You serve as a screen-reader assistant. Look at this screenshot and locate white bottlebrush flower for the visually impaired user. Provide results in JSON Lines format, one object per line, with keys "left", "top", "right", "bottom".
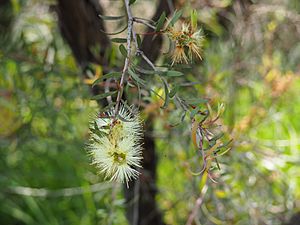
{"left": 88, "top": 104, "right": 143, "bottom": 187}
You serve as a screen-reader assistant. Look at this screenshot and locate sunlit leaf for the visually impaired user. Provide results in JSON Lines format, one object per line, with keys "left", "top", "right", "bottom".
{"left": 191, "top": 10, "right": 198, "bottom": 30}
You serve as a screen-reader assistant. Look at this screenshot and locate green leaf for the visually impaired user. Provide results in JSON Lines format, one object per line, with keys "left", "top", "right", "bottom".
{"left": 169, "top": 85, "right": 178, "bottom": 98}
{"left": 128, "top": 69, "right": 146, "bottom": 86}
{"left": 100, "top": 25, "right": 127, "bottom": 35}
{"left": 100, "top": 102, "right": 116, "bottom": 112}
{"left": 190, "top": 106, "right": 200, "bottom": 119}
{"left": 111, "top": 38, "right": 127, "bottom": 43}
{"left": 129, "top": 0, "right": 137, "bottom": 5}
{"left": 161, "top": 80, "right": 169, "bottom": 109}
{"left": 119, "top": 44, "right": 127, "bottom": 57}
{"left": 91, "top": 91, "right": 117, "bottom": 100}
{"left": 191, "top": 10, "right": 198, "bottom": 30}
{"left": 184, "top": 98, "right": 208, "bottom": 105}
{"left": 180, "top": 110, "right": 187, "bottom": 122}
{"left": 92, "top": 72, "right": 122, "bottom": 87}
{"left": 135, "top": 66, "right": 157, "bottom": 75}
{"left": 136, "top": 34, "right": 142, "bottom": 47}
{"left": 98, "top": 14, "right": 125, "bottom": 21}
{"left": 156, "top": 11, "right": 166, "bottom": 31}
{"left": 169, "top": 9, "right": 183, "bottom": 26}
{"left": 210, "top": 132, "right": 224, "bottom": 142}
{"left": 165, "top": 70, "right": 184, "bottom": 77}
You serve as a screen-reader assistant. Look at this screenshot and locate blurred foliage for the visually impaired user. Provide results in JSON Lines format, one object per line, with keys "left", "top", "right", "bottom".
{"left": 0, "top": 0, "right": 300, "bottom": 225}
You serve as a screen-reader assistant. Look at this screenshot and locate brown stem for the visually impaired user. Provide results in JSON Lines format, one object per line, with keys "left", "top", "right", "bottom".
{"left": 114, "top": 0, "right": 133, "bottom": 118}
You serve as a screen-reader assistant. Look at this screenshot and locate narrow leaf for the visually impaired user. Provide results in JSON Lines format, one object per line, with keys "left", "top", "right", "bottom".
{"left": 169, "top": 85, "right": 178, "bottom": 98}
{"left": 190, "top": 106, "right": 200, "bottom": 119}
{"left": 169, "top": 9, "right": 183, "bottom": 26}
{"left": 92, "top": 72, "right": 122, "bottom": 87}
{"left": 91, "top": 91, "right": 117, "bottom": 100}
{"left": 184, "top": 98, "right": 208, "bottom": 105}
{"left": 100, "top": 25, "right": 127, "bottom": 35}
{"left": 135, "top": 66, "right": 157, "bottom": 75}
{"left": 136, "top": 34, "right": 142, "bottom": 47}
{"left": 128, "top": 69, "right": 146, "bottom": 86}
{"left": 161, "top": 80, "right": 169, "bottom": 109}
{"left": 165, "top": 70, "right": 184, "bottom": 77}
{"left": 129, "top": 0, "right": 136, "bottom": 5}
{"left": 156, "top": 11, "right": 166, "bottom": 31}
{"left": 119, "top": 44, "right": 127, "bottom": 57}
{"left": 191, "top": 10, "right": 198, "bottom": 30}
{"left": 111, "top": 38, "right": 127, "bottom": 43}
{"left": 98, "top": 14, "right": 125, "bottom": 21}
{"left": 210, "top": 132, "right": 224, "bottom": 142}
{"left": 100, "top": 102, "right": 116, "bottom": 112}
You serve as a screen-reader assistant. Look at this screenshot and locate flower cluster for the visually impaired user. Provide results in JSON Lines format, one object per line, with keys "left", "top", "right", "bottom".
{"left": 167, "top": 22, "right": 204, "bottom": 65}
{"left": 88, "top": 104, "right": 143, "bottom": 187}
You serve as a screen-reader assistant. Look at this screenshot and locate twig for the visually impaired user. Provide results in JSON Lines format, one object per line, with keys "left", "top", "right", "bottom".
{"left": 133, "top": 16, "right": 155, "bottom": 24}
{"left": 118, "top": 0, "right": 190, "bottom": 115}
{"left": 114, "top": 0, "right": 134, "bottom": 118}
{"left": 185, "top": 184, "right": 208, "bottom": 225}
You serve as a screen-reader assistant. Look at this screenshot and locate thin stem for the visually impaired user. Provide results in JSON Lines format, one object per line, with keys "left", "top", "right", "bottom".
{"left": 116, "top": 0, "right": 188, "bottom": 116}
{"left": 133, "top": 17, "right": 156, "bottom": 30}
{"left": 185, "top": 184, "right": 208, "bottom": 225}
{"left": 133, "top": 16, "right": 155, "bottom": 23}
{"left": 114, "top": 0, "right": 134, "bottom": 118}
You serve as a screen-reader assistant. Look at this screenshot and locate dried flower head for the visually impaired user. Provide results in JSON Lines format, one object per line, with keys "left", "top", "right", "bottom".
{"left": 88, "top": 104, "right": 143, "bottom": 187}
{"left": 172, "top": 45, "right": 188, "bottom": 65}
{"left": 167, "top": 22, "right": 204, "bottom": 65}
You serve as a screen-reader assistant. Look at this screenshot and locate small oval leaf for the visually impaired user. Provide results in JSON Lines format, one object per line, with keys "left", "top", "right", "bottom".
{"left": 111, "top": 38, "right": 127, "bottom": 43}
{"left": 165, "top": 70, "right": 184, "bottom": 77}
{"left": 119, "top": 44, "right": 127, "bottom": 57}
